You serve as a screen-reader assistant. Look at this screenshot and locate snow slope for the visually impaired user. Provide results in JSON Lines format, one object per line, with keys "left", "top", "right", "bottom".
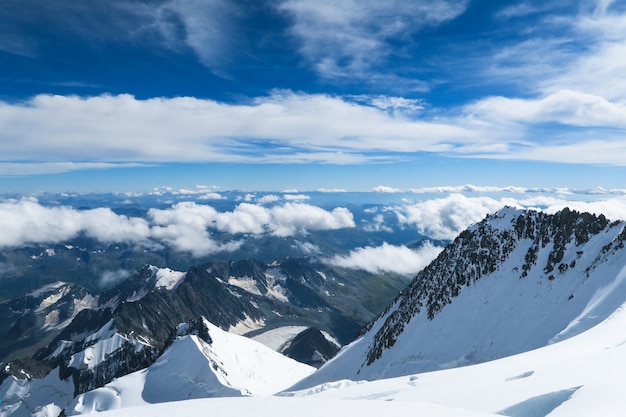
{"left": 77, "top": 295, "right": 626, "bottom": 417}
{"left": 284, "top": 295, "right": 626, "bottom": 416}
{"left": 0, "top": 368, "right": 73, "bottom": 417}
{"left": 292, "top": 207, "right": 626, "bottom": 387}
{"left": 68, "top": 319, "right": 314, "bottom": 415}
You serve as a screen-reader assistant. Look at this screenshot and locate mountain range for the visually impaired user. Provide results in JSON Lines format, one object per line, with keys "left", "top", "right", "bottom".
{"left": 2, "top": 206, "right": 626, "bottom": 416}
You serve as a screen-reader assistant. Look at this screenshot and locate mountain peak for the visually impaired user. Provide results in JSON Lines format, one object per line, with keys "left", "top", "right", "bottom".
{"left": 292, "top": 207, "right": 626, "bottom": 388}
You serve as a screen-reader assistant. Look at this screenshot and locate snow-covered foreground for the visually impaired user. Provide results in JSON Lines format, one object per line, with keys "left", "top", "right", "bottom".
{"left": 67, "top": 320, "right": 314, "bottom": 415}
{"left": 0, "top": 320, "right": 314, "bottom": 417}
{"left": 81, "top": 296, "right": 626, "bottom": 417}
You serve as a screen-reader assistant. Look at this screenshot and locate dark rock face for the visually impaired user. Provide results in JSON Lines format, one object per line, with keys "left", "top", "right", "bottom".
{"left": 0, "top": 282, "right": 93, "bottom": 362}
{"left": 282, "top": 327, "right": 340, "bottom": 368}
{"left": 363, "top": 207, "right": 624, "bottom": 366}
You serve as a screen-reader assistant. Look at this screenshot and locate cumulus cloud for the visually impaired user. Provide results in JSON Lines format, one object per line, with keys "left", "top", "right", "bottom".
{"left": 267, "top": 203, "right": 355, "bottom": 236}
{"left": 0, "top": 198, "right": 150, "bottom": 247}
{"left": 393, "top": 194, "right": 510, "bottom": 240}
{"left": 362, "top": 214, "right": 393, "bottom": 233}
{"left": 389, "top": 193, "right": 626, "bottom": 242}
{"left": 373, "top": 185, "right": 402, "bottom": 193}
{"left": 410, "top": 185, "right": 529, "bottom": 194}
{"left": 317, "top": 188, "right": 348, "bottom": 193}
{"left": 148, "top": 201, "right": 354, "bottom": 253}
{"left": 283, "top": 194, "right": 310, "bottom": 201}
{"left": 326, "top": 242, "right": 444, "bottom": 275}
{"left": 257, "top": 195, "right": 281, "bottom": 204}
{"left": 197, "top": 192, "right": 224, "bottom": 200}
{"left": 0, "top": 199, "right": 355, "bottom": 257}
{"left": 515, "top": 196, "right": 626, "bottom": 222}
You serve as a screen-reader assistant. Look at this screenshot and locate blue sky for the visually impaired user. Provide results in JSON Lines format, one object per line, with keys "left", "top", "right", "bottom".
{"left": 1, "top": 0, "right": 626, "bottom": 193}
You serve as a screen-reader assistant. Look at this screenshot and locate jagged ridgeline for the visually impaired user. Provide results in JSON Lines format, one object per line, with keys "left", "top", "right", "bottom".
{"left": 290, "top": 206, "right": 626, "bottom": 390}
{"left": 365, "top": 206, "right": 625, "bottom": 366}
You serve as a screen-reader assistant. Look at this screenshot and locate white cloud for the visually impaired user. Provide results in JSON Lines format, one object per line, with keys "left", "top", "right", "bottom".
{"left": 0, "top": 162, "right": 150, "bottom": 176}
{"left": 148, "top": 201, "right": 355, "bottom": 250}
{"left": 0, "top": 92, "right": 480, "bottom": 174}
{"left": 393, "top": 194, "right": 508, "bottom": 240}
{"left": 467, "top": 89, "right": 626, "bottom": 128}
{"left": 390, "top": 193, "right": 626, "bottom": 242}
{"left": 197, "top": 192, "right": 224, "bottom": 200}
{"left": 283, "top": 194, "right": 310, "bottom": 201}
{"left": 149, "top": 0, "right": 240, "bottom": 77}
{"left": 278, "top": 0, "right": 469, "bottom": 81}
{"left": 350, "top": 95, "right": 425, "bottom": 114}
{"left": 317, "top": 188, "right": 348, "bottom": 193}
{"left": 258, "top": 195, "right": 282, "bottom": 204}
{"left": 266, "top": 203, "right": 355, "bottom": 236}
{"left": 326, "top": 242, "right": 444, "bottom": 275}
{"left": 100, "top": 270, "right": 132, "bottom": 287}
{"left": 515, "top": 196, "right": 626, "bottom": 222}
{"left": 373, "top": 185, "right": 402, "bottom": 193}
{"left": 363, "top": 214, "right": 393, "bottom": 233}
{"left": 295, "top": 241, "right": 321, "bottom": 255}
{"left": 494, "top": 2, "right": 542, "bottom": 21}
{"left": 410, "top": 185, "right": 529, "bottom": 194}
{"left": 0, "top": 198, "right": 150, "bottom": 247}
{"left": 0, "top": 199, "right": 355, "bottom": 256}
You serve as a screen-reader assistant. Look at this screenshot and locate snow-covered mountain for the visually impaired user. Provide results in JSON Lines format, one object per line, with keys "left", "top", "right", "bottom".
{"left": 281, "top": 293, "right": 626, "bottom": 416}
{"left": 292, "top": 206, "right": 626, "bottom": 388}
{"left": 0, "top": 281, "right": 97, "bottom": 364}
{"left": 66, "top": 319, "right": 314, "bottom": 415}
{"left": 5, "top": 206, "right": 626, "bottom": 417}
{"left": 54, "top": 297, "right": 626, "bottom": 416}
{"left": 0, "top": 317, "right": 313, "bottom": 417}
{"left": 0, "top": 255, "right": 404, "bottom": 416}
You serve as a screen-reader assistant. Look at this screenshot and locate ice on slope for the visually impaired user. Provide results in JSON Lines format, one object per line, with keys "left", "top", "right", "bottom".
{"left": 69, "top": 319, "right": 314, "bottom": 415}
{"left": 0, "top": 369, "right": 73, "bottom": 417}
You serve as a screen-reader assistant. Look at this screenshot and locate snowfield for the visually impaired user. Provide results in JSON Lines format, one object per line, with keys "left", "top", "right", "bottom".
{"left": 4, "top": 208, "right": 626, "bottom": 417}
{"left": 66, "top": 320, "right": 314, "bottom": 415}
{"left": 77, "top": 297, "right": 626, "bottom": 416}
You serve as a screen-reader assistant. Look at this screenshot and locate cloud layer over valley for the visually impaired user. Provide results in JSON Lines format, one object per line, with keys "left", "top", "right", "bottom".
{"left": 2, "top": 189, "right": 626, "bottom": 275}
{"left": 0, "top": 198, "right": 354, "bottom": 256}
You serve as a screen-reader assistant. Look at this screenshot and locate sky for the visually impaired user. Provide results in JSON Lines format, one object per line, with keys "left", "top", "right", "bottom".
{"left": 1, "top": 0, "right": 626, "bottom": 193}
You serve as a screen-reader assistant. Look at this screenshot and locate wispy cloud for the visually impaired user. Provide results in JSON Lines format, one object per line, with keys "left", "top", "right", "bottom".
{"left": 0, "top": 162, "right": 151, "bottom": 177}
{"left": 278, "top": 0, "right": 469, "bottom": 83}
{"left": 149, "top": 0, "right": 241, "bottom": 77}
